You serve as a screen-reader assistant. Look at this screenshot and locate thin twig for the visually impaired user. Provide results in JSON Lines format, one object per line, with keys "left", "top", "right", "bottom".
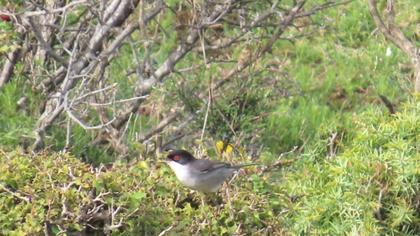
{"left": 0, "top": 183, "right": 31, "bottom": 203}
{"left": 158, "top": 225, "right": 174, "bottom": 236}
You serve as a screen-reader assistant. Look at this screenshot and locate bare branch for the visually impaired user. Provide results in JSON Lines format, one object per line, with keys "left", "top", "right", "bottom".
{"left": 0, "top": 183, "right": 31, "bottom": 203}
{"left": 32, "top": 0, "right": 142, "bottom": 150}
{"left": 367, "top": 0, "right": 420, "bottom": 92}
{"left": 137, "top": 1, "right": 307, "bottom": 144}
{"left": 22, "top": 0, "right": 89, "bottom": 17}
{"left": 6, "top": 0, "right": 346, "bottom": 153}
{"left": 0, "top": 48, "right": 21, "bottom": 88}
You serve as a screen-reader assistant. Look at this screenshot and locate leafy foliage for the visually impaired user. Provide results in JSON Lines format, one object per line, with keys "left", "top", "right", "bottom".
{"left": 279, "top": 100, "right": 420, "bottom": 234}
{"left": 0, "top": 100, "right": 418, "bottom": 234}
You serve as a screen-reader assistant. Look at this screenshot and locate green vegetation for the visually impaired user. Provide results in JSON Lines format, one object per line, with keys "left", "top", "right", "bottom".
{"left": 1, "top": 100, "right": 418, "bottom": 235}
{"left": 279, "top": 101, "right": 419, "bottom": 234}
{"left": 0, "top": 0, "right": 419, "bottom": 234}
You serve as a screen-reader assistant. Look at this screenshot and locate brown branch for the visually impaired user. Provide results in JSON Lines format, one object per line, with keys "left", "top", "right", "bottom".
{"left": 212, "top": 0, "right": 306, "bottom": 93}
{"left": 0, "top": 183, "right": 31, "bottom": 203}
{"left": 367, "top": 0, "right": 420, "bottom": 92}
{"left": 110, "top": 1, "right": 238, "bottom": 131}
{"left": 22, "top": 0, "right": 89, "bottom": 17}
{"left": 0, "top": 12, "right": 27, "bottom": 88}
{"left": 31, "top": 0, "right": 142, "bottom": 151}
{"left": 24, "top": 0, "right": 346, "bottom": 154}
{"left": 26, "top": 16, "right": 68, "bottom": 66}
{"left": 0, "top": 48, "right": 21, "bottom": 88}
{"left": 296, "top": 0, "right": 353, "bottom": 18}
{"left": 378, "top": 94, "right": 396, "bottom": 114}
{"left": 137, "top": 1, "right": 307, "bottom": 144}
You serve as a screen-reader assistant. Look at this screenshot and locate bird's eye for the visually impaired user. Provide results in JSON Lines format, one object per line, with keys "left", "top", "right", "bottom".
{"left": 173, "top": 155, "right": 181, "bottom": 161}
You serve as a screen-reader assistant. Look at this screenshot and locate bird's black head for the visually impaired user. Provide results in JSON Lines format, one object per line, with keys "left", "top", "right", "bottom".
{"left": 166, "top": 150, "right": 196, "bottom": 165}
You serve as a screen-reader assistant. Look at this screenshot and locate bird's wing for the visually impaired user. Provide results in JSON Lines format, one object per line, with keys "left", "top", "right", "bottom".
{"left": 192, "top": 159, "right": 231, "bottom": 173}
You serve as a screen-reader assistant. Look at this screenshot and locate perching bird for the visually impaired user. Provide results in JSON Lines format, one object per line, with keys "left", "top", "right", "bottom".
{"left": 165, "top": 150, "right": 255, "bottom": 193}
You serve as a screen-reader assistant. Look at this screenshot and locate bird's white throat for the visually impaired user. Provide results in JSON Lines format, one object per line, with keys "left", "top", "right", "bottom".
{"left": 167, "top": 161, "right": 195, "bottom": 187}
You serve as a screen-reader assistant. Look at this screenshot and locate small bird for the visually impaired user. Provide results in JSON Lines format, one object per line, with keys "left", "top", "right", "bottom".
{"left": 165, "top": 150, "right": 255, "bottom": 193}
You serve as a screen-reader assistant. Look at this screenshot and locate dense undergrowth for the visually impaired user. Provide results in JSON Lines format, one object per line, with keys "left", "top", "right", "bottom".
{"left": 0, "top": 100, "right": 418, "bottom": 234}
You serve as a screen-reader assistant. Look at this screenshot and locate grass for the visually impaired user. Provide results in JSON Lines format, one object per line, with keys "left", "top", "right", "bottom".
{"left": 263, "top": 0, "right": 414, "bottom": 153}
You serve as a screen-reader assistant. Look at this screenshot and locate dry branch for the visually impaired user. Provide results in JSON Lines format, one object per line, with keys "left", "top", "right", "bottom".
{"left": 0, "top": 182, "right": 31, "bottom": 203}
{"left": 0, "top": 0, "right": 348, "bottom": 155}
{"left": 368, "top": 0, "right": 420, "bottom": 92}
{"left": 0, "top": 48, "right": 21, "bottom": 88}
{"left": 136, "top": 0, "right": 342, "bottom": 146}
{"left": 31, "top": 0, "right": 142, "bottom": 151}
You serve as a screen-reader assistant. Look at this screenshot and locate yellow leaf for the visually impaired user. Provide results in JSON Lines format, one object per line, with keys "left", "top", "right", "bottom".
{"left": 138, "top": 161, "right": 149, "bottom": 170}
{"left": 215, "top": 140, "right": 234, "bottom": 155}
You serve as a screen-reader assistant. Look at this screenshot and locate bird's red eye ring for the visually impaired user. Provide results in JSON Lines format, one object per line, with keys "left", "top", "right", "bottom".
{"left": 173, "top": 155, "right": 181, "bottom": 161}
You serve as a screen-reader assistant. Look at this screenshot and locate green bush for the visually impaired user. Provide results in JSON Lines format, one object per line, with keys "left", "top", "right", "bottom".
{"left": 0, "top": 151, "right": 284, "bottom": 235}
{"left": 279, "top": 100, "right": 420, "bottom": 234}
{"left": 0, "top": 151, "right": 168, "bottom": 235}
{"left": 1, "top": 100, "right": 418, "bottom": 234}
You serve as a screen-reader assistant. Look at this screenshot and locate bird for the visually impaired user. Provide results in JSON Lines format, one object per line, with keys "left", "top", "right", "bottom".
{"left": 165, "top": 150, "right": 256, "bottom": 193}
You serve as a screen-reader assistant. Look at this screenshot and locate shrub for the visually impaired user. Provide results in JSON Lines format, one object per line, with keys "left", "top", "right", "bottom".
{"left": 0, "top": 100, "right": 418, "bottom": 234}
{"left": 0, "top": 151, "right": 283, "bottom": 235}
{"left": 279, "top": 100, "right": 420, "bottom": 234}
